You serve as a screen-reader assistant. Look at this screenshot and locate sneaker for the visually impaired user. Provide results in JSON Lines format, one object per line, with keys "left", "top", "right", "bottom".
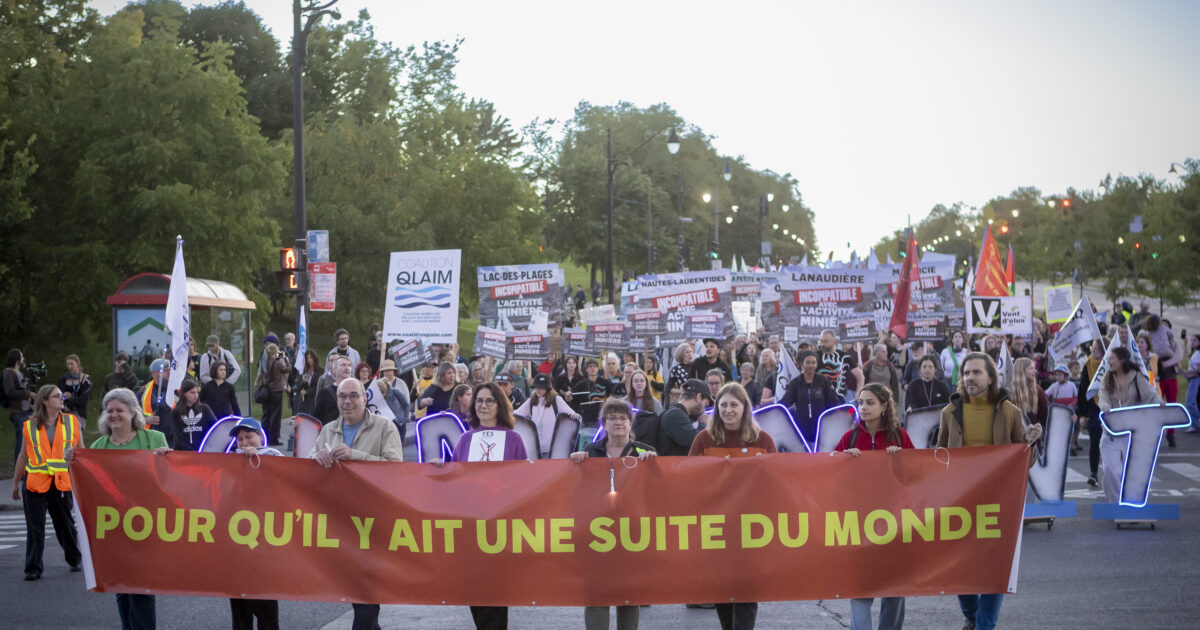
{"left": 69, "top": 564, "right": 82, "bottom": 573}
{"left": 1185, "top": 426, "right": 1198, "bottom": 433}
{"left": 962, "top": 619, "right": 976, "bottom": 630}
{"left": 1087, "top": 475, "right": 1098, "bottom": 487}
{"left": 24, "top": 571, "right": 41, "bottom": 581}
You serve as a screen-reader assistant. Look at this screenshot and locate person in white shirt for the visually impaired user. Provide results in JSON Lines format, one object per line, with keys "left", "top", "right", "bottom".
{"left": 513, "top": 373, "right": 580, "bottom": 457}
{"left": 198, "top": 335, "right": 241, "bottom": 385}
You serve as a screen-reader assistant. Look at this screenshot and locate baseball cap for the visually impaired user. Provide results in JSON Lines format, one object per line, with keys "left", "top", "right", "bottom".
{"left": 532, "top": 373, "right": 551, "bottom": 389}
{"left": 494, "top": 373, "right": 513, "bottom": 384}
{"left": 149, "top": 359, "right": 170, "bottom": 373}
{"left": 228, "top": 417, "right": 265, "bottom": 437}
{"left": 702, "top": 338, "right": 721, "bottom": 347}
{"left": 206, "top": 334, "right": 220, "bottom": 346}
{"left": 682, "top": 378, "right": 713, "bottom": 401}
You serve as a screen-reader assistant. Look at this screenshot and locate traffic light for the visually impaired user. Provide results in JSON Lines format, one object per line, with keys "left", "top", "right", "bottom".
{"left": 1061, "top": 198, "right": 1071, "bottom": 208}
{"left": 1000, "top": 224, "right": 1010, "bottom": 235}
{"left": 277, "top": 247, "right": 304, "bottom": 294}
{"left": 709, "top": 240, "right": 719, "bottom": 260}
{"left": 1134, "top": 241, "right": 1141, "bottom": 250}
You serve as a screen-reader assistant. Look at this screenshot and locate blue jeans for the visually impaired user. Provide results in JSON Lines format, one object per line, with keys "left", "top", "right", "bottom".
{"left": 1185, "top": 377, "right": 1199, "bottom": 429}
{"left": 958, "top": 594, "right": 1003, "bottom": 630}
{"left": 11, "top": 410, "right": 30, "bottom": 460}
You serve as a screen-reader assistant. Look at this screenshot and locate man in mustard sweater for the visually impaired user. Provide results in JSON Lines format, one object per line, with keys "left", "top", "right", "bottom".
{"left": 936, "top": 351, "right": 1042, "bottom": 630}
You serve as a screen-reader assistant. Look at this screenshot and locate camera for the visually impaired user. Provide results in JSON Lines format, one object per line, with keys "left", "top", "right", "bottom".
{"left": 25, "top": 361, "right": 48, "bottom": 386}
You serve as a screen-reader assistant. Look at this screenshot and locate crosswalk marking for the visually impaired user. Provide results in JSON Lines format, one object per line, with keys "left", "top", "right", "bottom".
{"left": 1161, "top": 462, "right": 1200, "bottom": 483}
{"left": 1065, "top": 468, "right": 1088, "bottom": 484}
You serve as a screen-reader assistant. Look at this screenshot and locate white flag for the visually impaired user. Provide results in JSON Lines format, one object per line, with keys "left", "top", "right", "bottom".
{"left": 163, "top": 237, "right": 190, "bottom": 408}
{"left": 996, "top": 341, "right": 1012, "bottom": 389}
{"left": 364, "top": 378, "right": 396, "bottom": 421}
{"left": 1049, "top": 296, "right": 1101, "bottom": 362}
{"left": 1086, "top": 330, "right": 1150, "bottom": 401}
{"left": 773, "top": 344, "right": 800, "bottom": 401}
{"left": 867, "top": 248, "right": 880, "bottom": 269}
{"left": 296, "top": 306, "right": 308, "bottom": 379}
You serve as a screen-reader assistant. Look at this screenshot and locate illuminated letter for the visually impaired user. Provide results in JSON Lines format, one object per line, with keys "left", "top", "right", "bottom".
{"left": 1099, "top": 404, "right": 1192, "bottom": 507}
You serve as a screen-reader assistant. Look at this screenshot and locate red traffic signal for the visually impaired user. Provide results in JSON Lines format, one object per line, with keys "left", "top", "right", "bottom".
{"left": 279, "top": 247, "right": 300, "bottom": 271}
{"left": 1062, "top": 198, "right": 1072, "bottom": 208}
{"left": 1000, "top": 224, "right": 1010, "bottom": 234}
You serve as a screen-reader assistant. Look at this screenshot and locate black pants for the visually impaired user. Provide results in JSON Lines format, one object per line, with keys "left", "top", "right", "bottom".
{"left": 470, "top": 606, "right": 508, "bottom": 630}
{"left": 715, "top": 602, "right": 758, "bottom": 630}
{"left": 116, "top": 593, "right": 156, "bottom": 629}
{"left": 262, "top": 391, "right": 283, "bottom": 444}
{"left": 230, "top": 598, "right": 279, "bottom": 630}
{"left": 1087, "top": 414, "right": 1102, "bottom": 476}
{"left": 351, "top": 603, "right": 381, "bottom": 630}
{"left": 22, "top": 484, "right": 81, "bottom": 575}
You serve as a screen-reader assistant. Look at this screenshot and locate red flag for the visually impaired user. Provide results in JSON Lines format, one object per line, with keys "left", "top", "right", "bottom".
{"left": 890, "top": 230, "right": 919, "bottom": 338}
{"left": 1005, "top": 244, "right": 1015, "bottom": 294}
{"left": 973, "top": 225, "right": 1010, "bottom": 297}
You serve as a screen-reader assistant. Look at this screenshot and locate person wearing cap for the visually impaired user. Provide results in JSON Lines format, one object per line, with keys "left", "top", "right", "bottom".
{"left": 515, "top": 373, "right": 580, "bottom": 457}
{"left": 309, "top": 377, "right": 403, "bottom": 629}
{"left": 1045, "top": 365, "right": 1078, "bottom": 408}
{"left": 688, "top": 338, "right": 733, "bottom": 383}
{"left": 493, "top": 371, "right": 527, "bottom": 408}
{"left": 658, "top": 378, "right": 713, "bottom": 456}
{"left": 138, "top": 358, "right": 176, "bottom": 445}
{"left": 224, "top": 417, "right": 282, "bottom": 628}
{"left": 199, "top": 334, "right": 241, "bottom": 386}
{"left": 375, "top": 359, "right": 412, "bottom": 441}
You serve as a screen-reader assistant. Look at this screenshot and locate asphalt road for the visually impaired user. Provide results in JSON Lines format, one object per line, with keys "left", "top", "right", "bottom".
{"left": 2, "top": 428, "right": 1199, "bottom": 629}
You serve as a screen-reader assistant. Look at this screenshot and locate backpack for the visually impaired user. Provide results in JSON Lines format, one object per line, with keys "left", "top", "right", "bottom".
{"left": 631, "top": 408, "right": 663, "bottom": 452}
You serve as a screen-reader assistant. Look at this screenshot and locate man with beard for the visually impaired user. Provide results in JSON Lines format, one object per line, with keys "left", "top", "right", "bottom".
{"left": 816, "top": 329, "right": 859, "bottom": 402}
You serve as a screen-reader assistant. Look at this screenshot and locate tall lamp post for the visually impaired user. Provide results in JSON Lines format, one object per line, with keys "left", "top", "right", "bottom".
{"left": 605, "top": 126, "right": 680, "bottom": 304}
{"left": 291, "top": 0, "right": 340, "bottom": 325}
{"left": 702, "top": 161, "right": 733, "bottom": 264}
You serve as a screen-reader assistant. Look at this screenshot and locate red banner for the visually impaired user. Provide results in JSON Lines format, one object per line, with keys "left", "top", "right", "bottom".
{"left": 70, "top": 446, "right": 1030, "bottom": 605}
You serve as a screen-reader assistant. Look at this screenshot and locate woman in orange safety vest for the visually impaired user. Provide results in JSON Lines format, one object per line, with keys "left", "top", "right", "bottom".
{"left": 10, "top": 384, "right": 83, "bottom": 581}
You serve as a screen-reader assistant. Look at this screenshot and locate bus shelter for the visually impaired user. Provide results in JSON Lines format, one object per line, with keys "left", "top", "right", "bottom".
{"left": 107, "top": 273, "right": 257, "bottom": 413}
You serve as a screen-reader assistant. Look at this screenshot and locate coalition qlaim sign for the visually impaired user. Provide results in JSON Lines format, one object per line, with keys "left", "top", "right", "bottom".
{"left": 383, "top": 250, "right": 462, "bottom": 345}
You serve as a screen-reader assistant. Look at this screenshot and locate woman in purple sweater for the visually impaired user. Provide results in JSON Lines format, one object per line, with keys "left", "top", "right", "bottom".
{"left": 448, "top": 381, "right": 527, "bottom": 629}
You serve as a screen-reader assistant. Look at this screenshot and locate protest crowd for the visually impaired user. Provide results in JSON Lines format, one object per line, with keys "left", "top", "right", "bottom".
{"left": 6, "top": 250, "right": 1199, "bottom": 630}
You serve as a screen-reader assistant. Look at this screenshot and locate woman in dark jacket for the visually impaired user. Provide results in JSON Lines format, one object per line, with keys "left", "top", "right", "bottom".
{"left": 779, "top": 350, "right": 840, "bottom": 445}
{"left": 200, "top": 361, "right": 241, "bottom": 419}
{"left": 170, "top": 379, "right": 217, "bottom": 451}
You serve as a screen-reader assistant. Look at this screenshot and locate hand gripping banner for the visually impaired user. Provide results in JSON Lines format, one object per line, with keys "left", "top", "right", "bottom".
{"left": 71, "top": 445, "right": 1030, "bottom": 606}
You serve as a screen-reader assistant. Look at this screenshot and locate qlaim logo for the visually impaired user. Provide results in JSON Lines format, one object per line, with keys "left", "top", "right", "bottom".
{"left": 394, "top": 285, "right": 452, "bottom": 309}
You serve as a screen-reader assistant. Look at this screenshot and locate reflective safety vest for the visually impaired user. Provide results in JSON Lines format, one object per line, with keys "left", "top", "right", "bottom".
{"left": 141, "top": 382, "right": 158, "bottom": 416}
{"left": 24, "top": 413, "right": 81, "bottom": 493}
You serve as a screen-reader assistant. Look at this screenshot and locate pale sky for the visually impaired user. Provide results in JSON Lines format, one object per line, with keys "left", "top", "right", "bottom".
{"left": 95, "top": 0, "right": 1200, "bottom": 260}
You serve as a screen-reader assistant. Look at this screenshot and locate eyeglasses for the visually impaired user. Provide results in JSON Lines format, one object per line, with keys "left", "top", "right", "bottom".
{"left": 336, "top": 393, "right": 362, "bottom": 401}
{"left": 475, "top": 398, "right": 497, "bottom": 406}
{"left": 47, "top": 393, "right": 63, "bottom": 400}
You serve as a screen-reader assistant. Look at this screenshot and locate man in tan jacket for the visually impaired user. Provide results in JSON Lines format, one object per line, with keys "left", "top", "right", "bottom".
{"left": 309, "top": 377, "right": 403, "bottom": 630}
{"left": 935, "top": 351, "right": 1041, "bottom": 630}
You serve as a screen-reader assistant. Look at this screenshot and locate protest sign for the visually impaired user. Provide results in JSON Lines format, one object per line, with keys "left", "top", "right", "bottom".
{"left": 628, "top": 308, "right": 668, "bottom": 338}
{"left": 71, "top": 446, "right": 1029, "bottom": 605}
{"left": 636, "top": 270, "right": 733, "bottom": 345}
{"left": 508, "top": 331, "right": 551, "bottom": 362}
{"left": 764, "top": 266, "right": 877, "bottom": 342}
{"left": 685, "top": 312, "right": 725, "bottom": 340}
{"left": 874, "top": 255, "right": 962, "bottom": 340}
{"left": 966, "top": 295, "right": 1034, "bottom": 337}
{"left": 478, "top": 264, "right": 565, "bottom": 331}
{"left": 563, "top": 327, "right": 598, "bottom": 358}
{"left": 1043, "top": 285, "right": 1074, "bottom": 324}
{"left": 473, "top": 325, "right": 508, "bottom": 360}
{"left": 390, "top": 339, "right": 431, "bottom": 373}
{"left": 1048, "top": 296, "right": 1101, "bottom": 362}
{"left": 587, "top": 321, "right": 632, "bottom": 353}
{"left": 383, "top": 250, "right": 462, "bottom": 344}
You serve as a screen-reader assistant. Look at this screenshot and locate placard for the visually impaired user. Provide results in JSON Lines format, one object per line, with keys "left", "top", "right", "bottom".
{"left": 472, "top": 325, "right": 508, "bottom": 360}
{"left": 390, "top": 339, "right": 431, "bottom": 373}
{"left": 508, "top": 331, "right": 551, "bottom": 362}
{"left": 763, "top": 266, "right": 877, "bottom": 343}
{"left": 587, "top": 321, "right": 632, "bottom": 352}
{"left": 1043, "top": 285, "right": 1074, "bottom": 324}
{"left": 563, "top": 327, "right": 598, "bottom": 358}
{"left": 635, "top": 270, "right": 733, "bottom": 345}
{"left": 967, "top": 296, "right": 1034, "bottom": 336}
{"left": 478, "top": 264, "right": 565, "bottom": 331}
{"left": 383, "top": 250, "right": 462, "bottom": 344}
{"left": 685, "top": 312, "right": 725, "bottom": 340}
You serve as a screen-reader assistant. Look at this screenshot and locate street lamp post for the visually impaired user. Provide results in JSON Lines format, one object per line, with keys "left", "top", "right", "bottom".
{"left": 605, "top": 125, "right": 679, "bottom": 304}
{"left": 291, "top": 0, "right": 340, "bottom": 326}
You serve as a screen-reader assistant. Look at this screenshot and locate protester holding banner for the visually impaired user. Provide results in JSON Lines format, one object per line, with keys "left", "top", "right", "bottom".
{"left": 310, "top": 378, "right": 403, "bottom": 628}
{"left": 935, "top": 352, "right": 1041, "bottom": 630}
{"left": 75, "top": 388, "right": 169, "bottom": 627}
{"left": 1075, "top": 339, "right": 1106, "bottom": 487}
{"left": 224, "top": 418, "right": 282, "bottom": 629}
{"left": 622, "top": 369, "right": 664, "bottom": 414}
{"left": 443, "top": 381, "right": 528, "bottom": 630}
{"left": 689, "top": 382, "right": 775, "bottom": 629}
{"left": 833, "top": 382, "right": 911, "bottom": 630}
{"left": 1098, "top": 346, "right": 1162, "bottom": 502}
{"left": 168, "top": 379, "right": 217, "bottom": 451}
{"left": 515, "top": 373, "right": 580, "bottom": 456}
{"left": 566, "top": 398, "right": 655, "bottom": 630}
{"left": 779, "top": 350, "right": 839, "bottom": 444}
{"left": 418, "top": 362, "right": 458, "bottom": 415}
{"left": 1009, "top": 358, "right": 1048, "bottom": 427}
{"left": 666, "top": 342, "right": 694, "bottom": 398}
{"left": 905, "top": 354, "right": 951, "bottom": 412}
